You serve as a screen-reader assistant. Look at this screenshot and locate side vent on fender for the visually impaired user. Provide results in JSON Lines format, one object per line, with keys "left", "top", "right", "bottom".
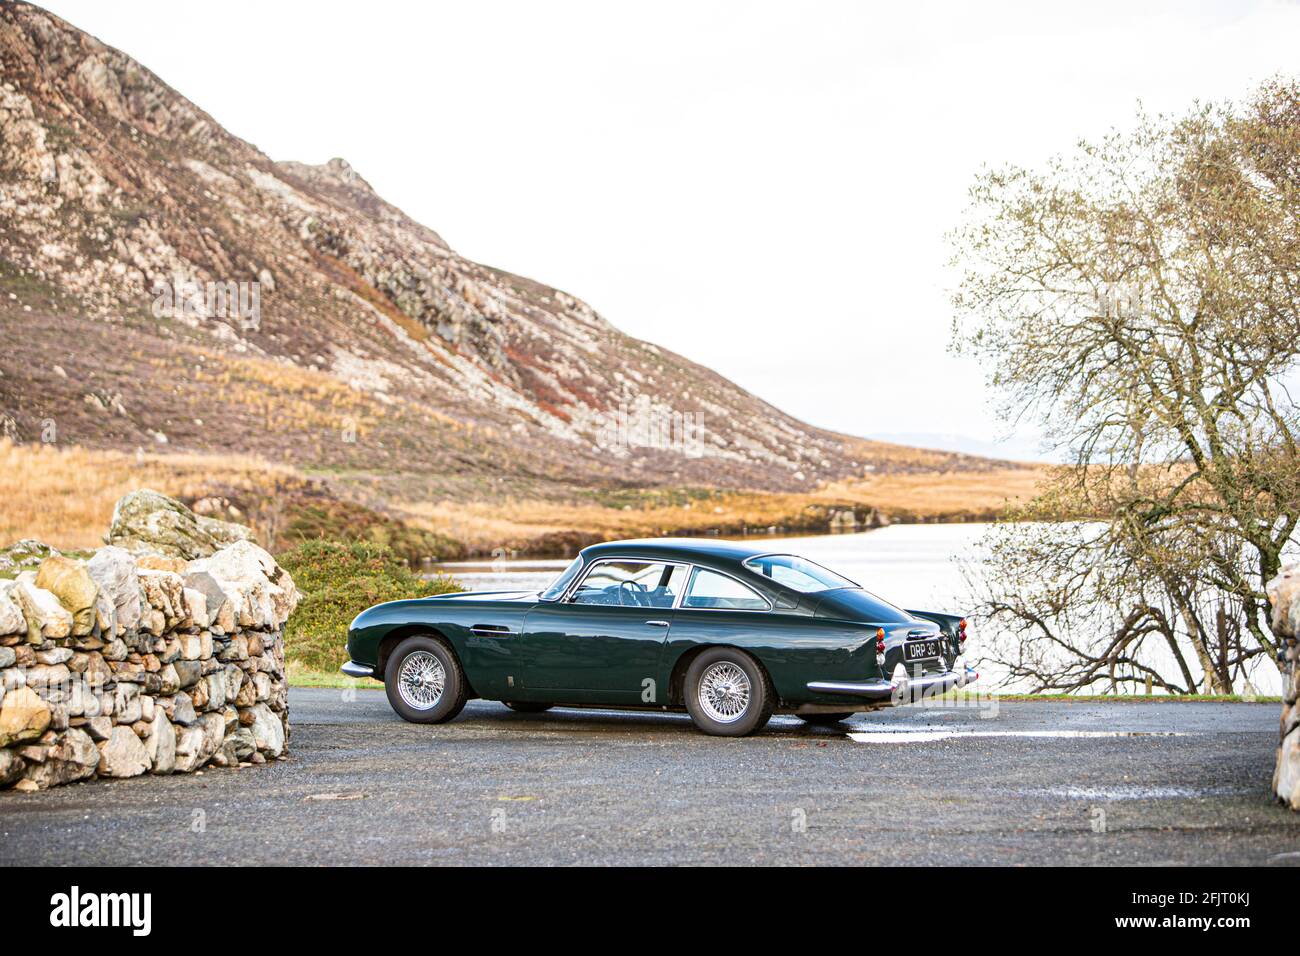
{"left": 470, "top": 623, "right": 516, "bottom": 638}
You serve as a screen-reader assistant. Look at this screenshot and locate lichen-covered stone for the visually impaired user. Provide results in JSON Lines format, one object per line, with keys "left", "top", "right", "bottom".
{"left": 21, "top": 727, "right": 98, "bottom": 788}
{"left": 0, "top": 539, "right": 60, "bottom": 579}
{"left": 0, "top": 581, "right": 24, "bottom": 637}
{"left": 174, "top": 711, "right": 225, "bottom": 772}
{"left": 0, "top": 747, "right": 25, "bottom": 786}
{"left": 245, "top": 702, "right": 285, "bottom": 757}
{"left": 34, "top": 555, "right": 99, "bottom": 636}
{"left": 12, "top": 578, "right": 73, "bottom": 641}
{"left": 107, "top": 489, "right": 251, "bottom": 560}
{"left": 0, "top": 685, "right": 50, "bottom": 746}
{"left": 145, "top": 711, "right": 175, "bottom": 774}
{"left": 139, "top": 569, "right": 186, "bottom": 626}
{"left": 183, "top": 570, "right": 227, "bottom": 624}
{"left": 228, "top": 726, "right": 256, "bottom": 762}
{"left": 97, "top": 725, "right": 151, "bottom": 778}
{"left": 186, "top": 540, "right": 300, "bottom": 630}
{"left": 85, "top": 546, "right": 141, "bottom": 636}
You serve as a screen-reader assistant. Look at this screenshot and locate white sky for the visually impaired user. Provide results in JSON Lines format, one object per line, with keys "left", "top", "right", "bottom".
{"left": 37, "top": 0, "right": 1300, "bottom": 457}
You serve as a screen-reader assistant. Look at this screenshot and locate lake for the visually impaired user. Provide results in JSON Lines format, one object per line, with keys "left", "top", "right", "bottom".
{"left": 434, "top": 523, "right": 1282, "bottom": 695}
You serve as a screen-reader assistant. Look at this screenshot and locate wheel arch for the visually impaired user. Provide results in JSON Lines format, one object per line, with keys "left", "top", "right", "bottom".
{"left": 666, "top": 642, "right": 778, "bottom": 707}
{"left": 375, "top": 625, "right": 478, "bottom": 698}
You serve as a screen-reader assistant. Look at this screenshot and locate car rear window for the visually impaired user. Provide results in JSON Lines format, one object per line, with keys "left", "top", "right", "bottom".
{"left": 743, "top": 554, "right": 857, "bottom": 593}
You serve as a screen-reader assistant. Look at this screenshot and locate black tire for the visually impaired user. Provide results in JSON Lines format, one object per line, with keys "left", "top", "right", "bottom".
{"left": 383, "top": 634, "right": 468, "bottom": 724}
{"left": 503, "top": 701, "right": 554, "bottom": 713}
{"left": 684, "top": 647, "right": 774, "bottom": 737}
{"left": 798, "top": 712, "right": 856, "bottom": 725}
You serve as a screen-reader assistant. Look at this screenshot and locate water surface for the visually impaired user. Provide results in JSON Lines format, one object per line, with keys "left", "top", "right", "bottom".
{"left": 435, "top": 524, "right": 1281, "bottom": 695}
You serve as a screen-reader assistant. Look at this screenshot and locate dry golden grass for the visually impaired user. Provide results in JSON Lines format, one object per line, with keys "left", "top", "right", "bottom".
{"left": 816, "top": 466, "right": 1044, "bottom": 513}
{"left": 200, "top": 355, "right": 385, "bottom": 439}
{"left": 0, "top": 439, "right": 1045, "bottom": 556}
{"left": 399, "top": 467, "right": 1046, "bottom": 553}
{"left": 0, "top": 440, "right": 294, "bottom": 549}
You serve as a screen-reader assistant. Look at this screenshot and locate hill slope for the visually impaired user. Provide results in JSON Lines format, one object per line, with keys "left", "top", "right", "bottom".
{"left": 0, "top": 2, "right": 1032, "bottom": 553}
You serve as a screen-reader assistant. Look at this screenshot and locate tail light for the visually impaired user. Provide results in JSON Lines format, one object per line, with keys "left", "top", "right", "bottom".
{"left": 875, "top": 627, "right": 886, "bottom": 654}
{"left": 958, "top": 618, "right": 968, "bottom": 643}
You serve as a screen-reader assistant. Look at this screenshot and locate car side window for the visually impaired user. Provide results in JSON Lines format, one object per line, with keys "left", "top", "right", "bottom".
{"left": 570, "top": 561, "right": 685, "bottom": 609}
{"left": 683, "top": 568, "right": 769, "bottom": 611}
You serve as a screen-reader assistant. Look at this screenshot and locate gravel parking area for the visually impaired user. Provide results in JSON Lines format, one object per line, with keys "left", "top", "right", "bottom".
{"left": 2, "top": 690, "right": 1297, "bottom": 866}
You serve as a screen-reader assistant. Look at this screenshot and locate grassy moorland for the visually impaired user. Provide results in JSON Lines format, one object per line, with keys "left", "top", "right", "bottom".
{"left": 0, "top": 440, "right": 1043, "bottom": 558}
{"left": 0, "top": 439, "right": 1046, "bottom": 684}
{"left": 0, "top": 440, "right": 461, "bottom": 562}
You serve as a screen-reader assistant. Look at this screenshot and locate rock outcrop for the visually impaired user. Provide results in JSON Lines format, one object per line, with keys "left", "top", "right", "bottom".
{"left": 1265, "top": 566, "right": 1300, "bottom": 809}
{"left": 0, "top": 1, "right": 1010, "bottom": 502}
{"left": 0, "top": 491, "right": 296, "bottom": 791}
{"left": 107, "top": 489, "right": 254, "bottom": 560}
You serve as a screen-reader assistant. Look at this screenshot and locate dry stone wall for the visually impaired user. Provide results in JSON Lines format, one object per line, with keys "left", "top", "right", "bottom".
{"left": 0, "top": 492, "right": 298, "bottom": 791}
{"left": 1266, "top": 566, "right": 1300, "bottom": 809}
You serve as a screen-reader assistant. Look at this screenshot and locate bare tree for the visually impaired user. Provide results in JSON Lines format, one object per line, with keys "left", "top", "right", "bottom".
{"left": 952, "top": 79, "right": 1300, "bottom": 693}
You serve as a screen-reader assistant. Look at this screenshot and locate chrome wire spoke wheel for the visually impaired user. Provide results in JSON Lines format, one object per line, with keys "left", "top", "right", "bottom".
{"left": 397, "top": 650, "right": 445, "bottom": 710}
{"left": 698, "top": 661, "right": 751, "bottom": 723}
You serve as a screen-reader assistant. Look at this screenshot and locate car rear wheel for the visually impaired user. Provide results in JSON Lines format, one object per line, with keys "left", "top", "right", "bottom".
{"left": 684, "top": 648, "right": 773, "bottom": 737}
{"left": 503, "top": 701, "right": 554, "bottom": 713}
{"left": 384, "top": 635, "right": 467, "bottom": 724}
{"left": 798, "top": 712, "right": 856, "bottom": 725}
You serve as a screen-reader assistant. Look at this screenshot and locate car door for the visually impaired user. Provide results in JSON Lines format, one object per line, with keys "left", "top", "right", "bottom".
{"left": 660, "top": 566, "right": 785, "bottom": 691}
{"left": 520, "top": 560, "right": 688, "bottom": 702}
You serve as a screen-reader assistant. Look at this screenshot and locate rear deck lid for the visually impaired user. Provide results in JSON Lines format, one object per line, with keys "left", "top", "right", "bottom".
{"left": 812, "top": 588, "right": 917, "bottom": 624}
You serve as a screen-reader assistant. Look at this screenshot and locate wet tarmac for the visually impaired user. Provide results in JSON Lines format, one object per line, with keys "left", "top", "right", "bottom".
{"left": 1, "top": 690, "right": 1296, "bottom": 866}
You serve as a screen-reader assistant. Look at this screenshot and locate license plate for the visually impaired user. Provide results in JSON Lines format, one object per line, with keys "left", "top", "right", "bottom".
{"left": 904, "top": 639, "right": 942, "bottom": 662}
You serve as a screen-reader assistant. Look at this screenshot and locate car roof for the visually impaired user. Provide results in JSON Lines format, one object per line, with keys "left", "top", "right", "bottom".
{"left": 578, "top": 537, "right": 787, "bottom": 567}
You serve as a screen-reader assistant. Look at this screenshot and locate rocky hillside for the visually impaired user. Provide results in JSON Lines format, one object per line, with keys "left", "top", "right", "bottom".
{"left": 0, "top": 2, "right": 995, "bottom": 507}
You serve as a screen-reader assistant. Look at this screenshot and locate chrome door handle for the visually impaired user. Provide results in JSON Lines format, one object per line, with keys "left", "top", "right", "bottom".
{"left": 645, "top": 620, "right": 670, "bottom": 627}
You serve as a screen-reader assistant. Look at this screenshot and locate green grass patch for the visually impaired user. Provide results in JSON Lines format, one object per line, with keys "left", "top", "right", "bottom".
{"left": 277, "top": 492, "right": 465, "bottom": 565}
{"left": 279, "top": 539, "right": 461, "bottom": 674}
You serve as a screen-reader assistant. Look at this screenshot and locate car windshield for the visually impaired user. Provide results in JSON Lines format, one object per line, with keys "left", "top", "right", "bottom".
{"left": 743, "top": 554, "right": 858, "bottom": 593}
{"left": 540, "top": 556, "right": 584, "bottom": 601}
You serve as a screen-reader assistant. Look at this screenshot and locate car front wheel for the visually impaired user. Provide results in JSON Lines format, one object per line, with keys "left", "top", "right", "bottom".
{"left": 684, "top": 648, "right": 773, "bottom": 737}
{"left": 384, "top": 635, "right": 467, "bottom": 724}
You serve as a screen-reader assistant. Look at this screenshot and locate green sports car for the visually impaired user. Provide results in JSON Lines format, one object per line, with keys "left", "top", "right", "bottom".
{"left": 343, "top": 538, "right": 976, "bottom": 736}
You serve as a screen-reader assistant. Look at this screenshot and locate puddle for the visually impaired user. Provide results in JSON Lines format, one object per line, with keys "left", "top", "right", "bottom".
{"left": 847, "top": 729, "right": 1187, "bottom": 743}
{"left": 1035, "top": 785, "right": 1247, "bottom": 800}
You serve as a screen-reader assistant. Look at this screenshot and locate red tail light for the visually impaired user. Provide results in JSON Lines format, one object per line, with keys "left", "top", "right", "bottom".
{"left": 959, "top": 618, "right": 968, "bottom": 643}
{"left": 875, "top": 627, "right": 886, "bottom": 654}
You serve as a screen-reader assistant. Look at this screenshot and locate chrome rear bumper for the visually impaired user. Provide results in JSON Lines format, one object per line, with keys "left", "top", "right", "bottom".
{"left": 807, "top": 667, "right": 977, "bottom": 702}
{"left": 341, "top": 660, "right": 375, "bottom": 678}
